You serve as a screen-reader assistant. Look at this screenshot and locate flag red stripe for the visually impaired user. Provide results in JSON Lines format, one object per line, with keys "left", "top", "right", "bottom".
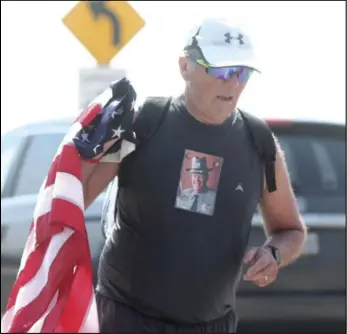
{"left": 35, "top": 210, "right": 64, "bottom": 247}
{"left": 8, "top": 203, "right": 77, "bottom": 298}
{"left": 40, "top": 271, "right": 74, "bottom": 332}
{"left": 45, "top": 145, "right": 81, "bottom": 190}
{"left": 54, "top": 146, "right": 82, "bottom": 179}
{"left": 49, "top": 199, "right": 86, "bottom": 237}
{"left": 74, "top": 104, "right": 102, "bottom": 128}
{"left": 5, "top": 232, "right": 50, "bottom": 310}
{"left": 59, "top": 261, "right": 94, "bottom": 331}
{"left": 1, "top": 96, "right": 116, "bottom": 332}
{"left": 8, "top": 232, "right": 82, "bottom": 332}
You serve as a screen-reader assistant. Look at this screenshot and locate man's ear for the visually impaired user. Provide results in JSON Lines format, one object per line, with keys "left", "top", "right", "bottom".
{"left": 178, "top": 56, "right": 190, "bottom": 81}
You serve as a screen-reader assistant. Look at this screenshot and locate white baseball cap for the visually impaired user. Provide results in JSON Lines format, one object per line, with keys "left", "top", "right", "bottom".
{"left": 184, "top": 18, "right": 260, "bottom": 72}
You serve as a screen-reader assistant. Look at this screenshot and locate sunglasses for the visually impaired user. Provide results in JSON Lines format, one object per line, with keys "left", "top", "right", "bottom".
{"left": 194, "top": 58, "right": 254, "bottom": 83}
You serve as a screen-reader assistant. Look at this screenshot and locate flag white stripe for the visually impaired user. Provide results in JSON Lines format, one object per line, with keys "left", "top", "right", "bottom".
{"left": 1, "top": 229, "right": 36, "bottom": 331}
{"left": 1, "top": 306, "right": 15, "bottom": 333}
{"left": 54, "top": 173, "right": 84, "bottom": 211}
{"left": 33, "top": 184, "right": 54, "bottom": 223}
{"left": 17, "top": 229, "right": 35, "bottom": 277}
{"left": 14, "top": 228, "right": 74, "bottom": 312}
{"left": 1, "top": 228, "right": 67, "bottom": 333}
{"left": 78, "top": 293, "right": 99, "bottom": 333}
{"left": 0, "top": 88, "right": 133, "bottom": 332}
{"left": 120, "top": 140, "right": 136, "bottom": 161}
{"left": 100, "top": 139, "right": 135, "bottom": 163}
{"left": 27, "top": 292, "right": 59, "bottom": 333}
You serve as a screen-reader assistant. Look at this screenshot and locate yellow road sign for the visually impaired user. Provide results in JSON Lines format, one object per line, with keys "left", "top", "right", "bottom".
{"left": 63, "top": 1, "right": 145, "bottom": 65}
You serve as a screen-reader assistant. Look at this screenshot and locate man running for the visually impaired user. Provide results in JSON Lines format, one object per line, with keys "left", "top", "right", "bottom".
{"left": 82, "top": 17, "right": 307, "bottom": 333}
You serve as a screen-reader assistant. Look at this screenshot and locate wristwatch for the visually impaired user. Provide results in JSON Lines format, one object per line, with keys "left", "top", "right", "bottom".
{"left": 266, "top": 245, "right": 281, "bottom": 266}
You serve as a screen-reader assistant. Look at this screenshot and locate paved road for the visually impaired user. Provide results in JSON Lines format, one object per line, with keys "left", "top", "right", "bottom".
{"left": 238, "top": 320, "right": 345, "bottom": 333}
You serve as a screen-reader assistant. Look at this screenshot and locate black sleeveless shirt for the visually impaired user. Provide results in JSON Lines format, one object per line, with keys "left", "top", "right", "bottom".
{"left": 96, "top": 98, "right": 264, "bottom": 323}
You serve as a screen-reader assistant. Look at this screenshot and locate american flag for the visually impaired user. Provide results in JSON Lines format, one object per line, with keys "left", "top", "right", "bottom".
{"left": 1, "top": 78, "right": 138, "bottom": 333}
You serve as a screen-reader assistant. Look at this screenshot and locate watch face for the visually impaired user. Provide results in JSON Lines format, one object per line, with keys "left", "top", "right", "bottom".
{"left": 273, "top": 248, "right": 281, "bottom": 265}
{"left": 268, "top": 246, "right": 280, "bottom": 265}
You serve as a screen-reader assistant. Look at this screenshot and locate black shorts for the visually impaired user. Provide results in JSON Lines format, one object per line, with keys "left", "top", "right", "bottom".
{"left": 96, "top": 292, "right": 238, "bottom": 333}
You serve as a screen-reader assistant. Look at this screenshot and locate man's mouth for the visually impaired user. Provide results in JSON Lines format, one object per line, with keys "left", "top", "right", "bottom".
{"left": 217, "top": 96, "right": 233, "bottom": 102}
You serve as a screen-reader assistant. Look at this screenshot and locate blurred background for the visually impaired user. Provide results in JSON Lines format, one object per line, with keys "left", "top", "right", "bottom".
{"left": 1, "top": 1, "right": 346, "bottom": 333}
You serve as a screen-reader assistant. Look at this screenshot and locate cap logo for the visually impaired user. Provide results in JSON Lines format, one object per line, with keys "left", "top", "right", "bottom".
{"left": 224, "top": 32, "right": 244, "bottom": 45}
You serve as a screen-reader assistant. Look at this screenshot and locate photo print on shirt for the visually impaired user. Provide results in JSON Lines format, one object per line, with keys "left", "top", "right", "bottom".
{"left": 175, "top": 149, "right": 224, "bottom": 216}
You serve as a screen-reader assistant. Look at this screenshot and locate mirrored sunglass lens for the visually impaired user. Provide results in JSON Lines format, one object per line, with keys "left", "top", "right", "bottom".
{"left": 237, "top": 68, "right": 251, "bottom": 82}
{"left": 208, "top": 67, "right": 252, "bottom": 82}
{"left": 208, "top": 68, "right": 232, "bottom": 80}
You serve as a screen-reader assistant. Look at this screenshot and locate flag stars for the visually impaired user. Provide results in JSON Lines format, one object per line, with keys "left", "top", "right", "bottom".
{"left": 80, "top": 131, "right": 90, "bottom": 143}
{"left": 112, "top": 126, "right": 125, "bottom": 139}
{"left": 93, "top": 144, "right": 102, "bottom": 155}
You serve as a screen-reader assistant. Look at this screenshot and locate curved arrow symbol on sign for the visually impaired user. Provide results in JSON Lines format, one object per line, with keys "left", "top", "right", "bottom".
{"left": 88, "top": 1, "right": 121, "bottom": 46}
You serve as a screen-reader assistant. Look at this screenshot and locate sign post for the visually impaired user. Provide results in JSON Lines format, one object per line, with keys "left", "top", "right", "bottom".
{"left": 62, "top": 0, "right": 145, "bottom": 107}
{"left": 78, "top": 67, "right": 126, "bottom": 109}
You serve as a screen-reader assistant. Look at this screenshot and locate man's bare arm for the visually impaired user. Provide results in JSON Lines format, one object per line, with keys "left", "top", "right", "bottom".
{"left": 259, "top": 136, "right": 307, "bottom": 267}
{"left": 243, "top": 136, "right": 307, "bottom": 286}
{"left": 80, "top": 138, "right": 120, "bottom": 209}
